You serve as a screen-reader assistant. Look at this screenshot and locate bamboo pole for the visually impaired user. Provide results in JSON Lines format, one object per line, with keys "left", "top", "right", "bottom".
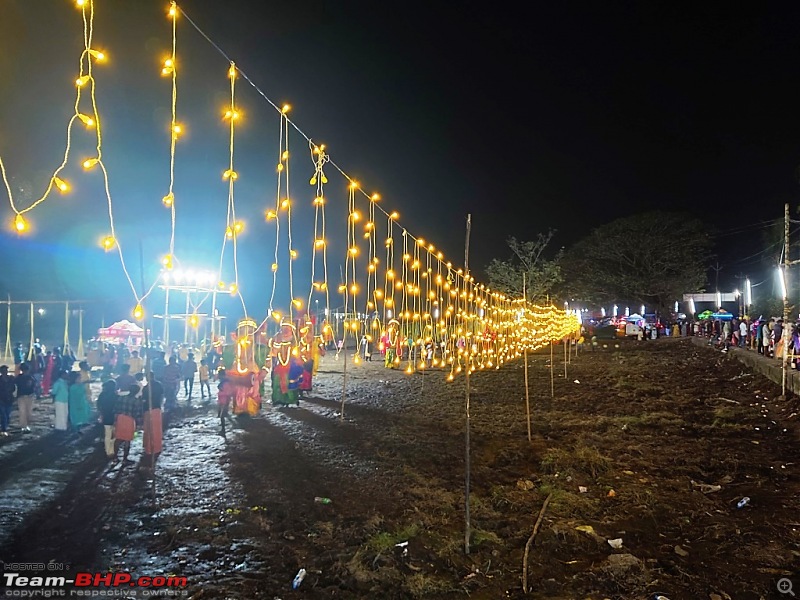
{"left": 64, "top": 301, "right": 70, "bottom": 350}
{"left": 523, "top": 274, "right": 531, "bottom": 442}
{"left": 464, "top": 214, "right": 472, "bottom": 555}
{"left": 550, "top": 340, "right": 554, "bottom": 398}
{"left": 28, "top": 302, "right": 34, "bottom": 361}
{"left": 3, "top": 297, "right": 11, "bottom": 363}
{"left": 563, "top": 336, "right": 568, "bottom": 379}
{"left": 340, "top": 330, "right": 348, "bottom": 422}
{"left": 77, "top": 309, "right": 84, "bottom": 358}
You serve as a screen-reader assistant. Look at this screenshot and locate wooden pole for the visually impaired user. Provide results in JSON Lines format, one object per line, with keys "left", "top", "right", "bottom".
{"left": 4, "top": 297, "right": 11, "bottom": 363}
{"left": 564, "top": 335, "right": 568, "bottom": 379}
{"left": 63, "top": 301, "right": 70, "bottom": 351}
{"left": 523, "top": 274, "right": 531, "bottom": 442}
{"left": 340, "top": 329, "right": 348, "bottom": 422}
{"left": 77, "top": 309, "right": 84, "bottom": 359}
{"left": 464, "top": 213, "right": 472, "bottom": 555}
{"left": 28, "top": 302, "right": 34, "bottom": 361}
{"left": 550, "top": 340, "right": 554, "bottom": 398}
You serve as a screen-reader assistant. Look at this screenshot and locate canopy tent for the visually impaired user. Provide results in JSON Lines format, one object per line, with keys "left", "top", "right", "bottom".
{"left": 711, "top": 310, "right": 734, "bottom": 320}
{"left": 97, "top": 319, "right": 145, "bottom": 346}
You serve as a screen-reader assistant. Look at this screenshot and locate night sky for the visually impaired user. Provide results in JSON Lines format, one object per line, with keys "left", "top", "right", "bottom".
{"left": 1, "top": 1, "right": 800, "bottom": 338}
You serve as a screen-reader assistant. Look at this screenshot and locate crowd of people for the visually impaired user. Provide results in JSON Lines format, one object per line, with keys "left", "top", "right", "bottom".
{"left": 0, "top": 327, "right": 332, "bottom": 462}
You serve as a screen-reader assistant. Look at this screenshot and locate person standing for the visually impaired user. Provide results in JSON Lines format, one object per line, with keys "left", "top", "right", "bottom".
{"left": 151, "top": 351, "right": 167, "bottom": 382}
{"left": 41, "top": 350, "right": 56, "bottom": 397}
{"left": 68, "top": 370, "right": 92, "bottom": 430}
{"left": 126, "top": 350, "right": 144, "bottom": 375}
{"left": 181, "top": 353, "right": 198, "bottom": 401}
{"left": 96, "top": 379, "right": 117, "bottom": 459}
{"left": 141, "top": 372, "right": 164, "bottom": 466}
{"left": 15, "top": 363, "right": 36, "bottom": 433}
{"left": 114, "top": 384, "right": 141, "bottom": 463}
{"left": 114, "top": 363, "right": 137, "bottom": 394}
{"left": 79, "top": 360, "right": 94, "bottom": 404}
{"left": 51, "top": 370, "right": 70, "bottom": 432}
{"left": 29, "top": 346, "right": 45, "bottom": 398}
{"left": 0, "top": 365, "right": 16, "bottom": 436}
{"left": 739, "top": 319, "right": 748, "bottom": 348}
{"left": 162, "top": 355, "right": 181, "bottom": 411}
{"left": 198, "top": 359, "right": 212, "bottom": 400}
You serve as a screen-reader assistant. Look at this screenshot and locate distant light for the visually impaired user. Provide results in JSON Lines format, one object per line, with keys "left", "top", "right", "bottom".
{"left": 777, "top": 267, "right": 787, "bottom": 300}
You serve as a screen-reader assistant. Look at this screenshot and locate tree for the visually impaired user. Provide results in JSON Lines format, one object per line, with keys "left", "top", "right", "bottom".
{"left": 561, "top": 211, "right": 712, "bottom": 312}
{"left": 485, "top": 231, "right": 563, "bottom": 302}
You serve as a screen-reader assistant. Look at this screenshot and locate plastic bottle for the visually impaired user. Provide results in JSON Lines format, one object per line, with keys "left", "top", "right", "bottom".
{"left": 314, "top": 496, "right": 332, "bottom": 504}
{"left": 292, "top": 568, "right": 306, "bottom": 589}
{"left": 737, "top": 496, "right": 750, "bottom": 509}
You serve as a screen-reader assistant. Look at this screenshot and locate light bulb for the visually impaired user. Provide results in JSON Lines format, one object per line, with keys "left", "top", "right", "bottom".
{"left": 265, "top": 210, "right": 276, "bottom": 220}
{"left": 77, "top": 114, "right": 95, "bottom": 127}
{"left": 133, "top": 304, "right": 144, "bottom": 320}
{"left": 162, "top": 192, "right": 174, "bottom": 207}
{"left": 281, "top": 104, "right": 291, "bottom": 114}
{"left": 225, "top": 227, "right": 233, "bottom": 239}
{"left": 290, "top": 249, "right": 298, "bottom": 259}
{"left": 281, "top": 198, "right": 290, "bottom": 209}
{"left": 75, "top": 75, "right": 90, "bottom": 87}
{"left": 222, "top": 169, "right": 238, "bottom": 180}
{"left": 189, "top": 314, "right": 199, "bottom": 328}
{"left": 161, "top": 254, "right": 173, "bottom": 269}
{"left": 13, "top": 214, "right": 27, "bottom": 233}
{"left": 168, "top": 3, "right": 177, "bottom": 17}
{"left": 233, "top": 221, "right": 244, "bottom": 233}
{"left": 82, "top": 158, "right": 99, "bottom": 169}
{"left": 101, "top": 235, "right": 116, "bottom": 251}
{"left": 53, "top": 177, "right": 69, "bottom": 192}
{"left": 292, "top": 299, "right": 302, "bottom": 308}
{"left": 172, "top": 124, "right": 182, "bottom": 136}
{"left": 271, "top": 263, "right": 278, "bottom": 272}
{"left": 228, "top": 65, "right": 237, "bottom": 78}
{"left": 87, "top": 49, "right": 106, "bottom": 61}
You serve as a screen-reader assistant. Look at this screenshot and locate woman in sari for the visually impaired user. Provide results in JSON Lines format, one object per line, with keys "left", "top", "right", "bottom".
{"left": 67, "top": 371, "right": 92, "bottom": 429}
{"left": 51, "top": 370, "right": 69, "bottom": 431}
{"left": 41, "top": 351, "right": 56, "bottom": 396}
{"left": 114, "top": 384, "right": 141, "bottom": 462}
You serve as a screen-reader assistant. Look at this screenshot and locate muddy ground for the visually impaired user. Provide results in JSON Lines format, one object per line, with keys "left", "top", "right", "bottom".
{"left": 0, "top": 338, "right": 799, "bottom": 599}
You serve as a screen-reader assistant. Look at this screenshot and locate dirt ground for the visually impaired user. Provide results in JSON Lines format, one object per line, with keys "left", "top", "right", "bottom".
{"left": 1, "top": 338, "right": 799, "bottom": 599}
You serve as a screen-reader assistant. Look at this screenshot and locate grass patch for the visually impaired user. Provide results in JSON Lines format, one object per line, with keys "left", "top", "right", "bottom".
{"left": 367, "top": 523, "right": 421, "bottom": 552}
{"left": 404, "top": 572, "right": 455, "bottom": 597}
{"left": 541, "top": 444, "right": 613, "bottom": 479}
{"left": 471, "top": 528, "right": 502, "bottom": 546}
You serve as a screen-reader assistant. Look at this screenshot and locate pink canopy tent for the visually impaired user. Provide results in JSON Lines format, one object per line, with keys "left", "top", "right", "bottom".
{"left": 96, "top": 319, "right": 145, "bottom": 346}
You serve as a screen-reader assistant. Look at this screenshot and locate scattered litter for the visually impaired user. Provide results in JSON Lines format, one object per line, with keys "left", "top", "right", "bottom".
{"left": 395, "top": 541, "right": 409, "bottom": 547}
{"left": 292, "top": 568, "right": 306, "bottom": 589}
{"left": 654, "top": 596, "right": 672, "bottom": 600}
{"left": 516, "top": 479, "right": 535, "bottom": 491}
{"left": 578, "top": 486, "right": 588, "bottom": 494}
{"left": 608, "top": 538, "right": 623, "bottom": 549}
{"left": 750, "top": 440, "right": 760, "bottom": 445}
{"left": 736, "top": 496, "right": 751, "bottom": 509}
{"left": 607, "top": 489, "right": 616, "bottom": 497}
{"left": 314, "top": 497, "right": 332, "bottom": 504}
{"left": 691, "top": 480, "right": 722, "bottom": 494}
{"left": 674, "top": 545, "right": 689, "bottom": 557}
{"left": 623, "top": 470, "right": 635, "bottom": 475}
{"left": 573, "top": 379, "right": 580, "bottom": 384}
{"left": 575, "top": 525, "right": 596, "bottom": 535}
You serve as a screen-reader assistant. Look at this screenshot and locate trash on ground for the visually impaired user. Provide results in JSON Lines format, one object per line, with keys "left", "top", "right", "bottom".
{"left": 674, "top": 545, "right": 689, "bottom": 557}
{"left": 292, "top": 568, "right": 307, "bottom": 589}
{"left": 607, "top": 538, "right": 623, "bottom": 549}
